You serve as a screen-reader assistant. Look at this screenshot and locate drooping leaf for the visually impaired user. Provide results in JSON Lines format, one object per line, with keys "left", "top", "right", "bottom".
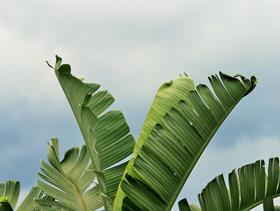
{"left": 52, "top": 56, "right": 135, "bottom": 210}
{"left": 180, "top": 158, "right": 280, "bottom": 211}
{"left": 114, "top": 72, "right": 256, "bottom": 210}
{"left": 37, "top": 138, "right": 103, "bottom": 211}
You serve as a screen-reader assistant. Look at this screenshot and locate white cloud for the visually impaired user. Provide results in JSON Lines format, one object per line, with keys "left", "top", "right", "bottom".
{"left": 0, "top": 0, "right": 279, "bottom": 109}
{"left": 0, "top": 24, "right": 63, "bottom": 108}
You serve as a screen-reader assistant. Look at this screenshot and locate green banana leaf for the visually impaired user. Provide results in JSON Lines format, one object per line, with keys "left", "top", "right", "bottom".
{"left": 0, "top": 180, "right": 42, "bottom": 211}
{"left": 179, "top": 157, "right": 280, "bottom": 211}
{"left": 0, "top": 180, "right": 19, "bottom": 210}
{"left": 17, "top": 187, "right": 42, "bottom": 211}
{"left": 37, "top": 138, "right": 103, "bottom": 210}
{"left": 114, "top": 72, "right": 256, "bottom": 210}
{"left": 51, "top": 56, "right": 135, "bottom": 210}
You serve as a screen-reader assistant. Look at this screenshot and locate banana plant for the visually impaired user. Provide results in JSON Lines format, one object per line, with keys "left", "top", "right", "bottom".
{"left": 1, "top": 55, "right": 266, "bottom": 210}
{"left": 179, "top": 157, "right": 280, "bottom": 211}
{"left": 43, "top": 56, "right": 256, "bottom": 210}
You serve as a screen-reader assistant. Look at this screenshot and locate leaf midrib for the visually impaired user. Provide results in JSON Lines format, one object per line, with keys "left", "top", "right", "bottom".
{"left": 68, "top": 177, "right": 88, "bottom": 211}
{"left": 55, "top": 71, "right": 109, "bottom": 210}
{"left": 165, "top": 93, "right": 244, "bottom": 210}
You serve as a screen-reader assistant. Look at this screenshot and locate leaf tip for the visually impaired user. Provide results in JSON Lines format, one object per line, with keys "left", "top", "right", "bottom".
{"left": 46, "top": 60, "right": 53, "bottom": 69}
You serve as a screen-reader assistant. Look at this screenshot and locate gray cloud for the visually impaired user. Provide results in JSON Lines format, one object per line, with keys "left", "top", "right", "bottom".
{"left": 0, "top": 0, "right": 280, "bottom": 209}
{"left": 0, "top": 102, "right": 84, "bottom": 189}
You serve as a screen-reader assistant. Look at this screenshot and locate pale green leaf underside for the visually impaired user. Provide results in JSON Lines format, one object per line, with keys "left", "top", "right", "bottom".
{"left": 53, "top": 56, "right": 135, "bottom": 209}
{"left": 17, "top": 187, "right": 43, "bottom": 211}
{"left": 180, "top": 158, "right": 280, "bottom": 211}
{"left": 37, "top": 138, "right": 103, "bottom": 211}
{"left": 114, "top": 72, "right": 256, "bottom": 210}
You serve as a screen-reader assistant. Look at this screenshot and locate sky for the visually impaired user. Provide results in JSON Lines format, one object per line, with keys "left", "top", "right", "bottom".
{"left": 0, "top": 0, "right": 280, "bottom": 210}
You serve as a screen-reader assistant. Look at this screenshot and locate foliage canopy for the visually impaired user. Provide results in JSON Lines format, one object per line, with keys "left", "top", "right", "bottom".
{"left": 2, "top": 56, "right": 278, "bottom": 211}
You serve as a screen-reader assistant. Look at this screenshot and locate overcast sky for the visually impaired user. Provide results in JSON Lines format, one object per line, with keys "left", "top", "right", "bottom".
{"left": 0, "top": 0, "right": 280, "bottom": 210}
